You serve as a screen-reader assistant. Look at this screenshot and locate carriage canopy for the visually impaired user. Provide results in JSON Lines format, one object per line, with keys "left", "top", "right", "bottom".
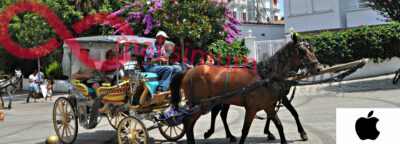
{"left": 62, "top": 35, "right": 175, "bottom": 77}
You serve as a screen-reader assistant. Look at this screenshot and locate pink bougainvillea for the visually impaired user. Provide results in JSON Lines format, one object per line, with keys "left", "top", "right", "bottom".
{"left": 110, "top": 0, "right": 242, "bottom": 43}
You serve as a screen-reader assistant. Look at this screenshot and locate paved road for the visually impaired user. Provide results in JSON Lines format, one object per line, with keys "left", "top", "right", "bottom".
{"left": 0, "top": 74, "right": 399, "bottom": 144}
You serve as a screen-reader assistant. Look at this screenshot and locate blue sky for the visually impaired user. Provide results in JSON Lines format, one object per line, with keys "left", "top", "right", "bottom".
{"left": 279, "top": 0, "right": 284, "bottom": 17}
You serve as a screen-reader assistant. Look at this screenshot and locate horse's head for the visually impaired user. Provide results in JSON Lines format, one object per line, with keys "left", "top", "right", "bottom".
{"left": 14, "top": 69, "right": 22, "bottom": 78}
{"left": 288, "top": 34, "right": 320, "bottom": 74}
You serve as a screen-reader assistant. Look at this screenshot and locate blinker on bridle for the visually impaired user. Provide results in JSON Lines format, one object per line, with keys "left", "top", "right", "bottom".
{"left": 296, "top": 42, "right": 319, "bottom": 70}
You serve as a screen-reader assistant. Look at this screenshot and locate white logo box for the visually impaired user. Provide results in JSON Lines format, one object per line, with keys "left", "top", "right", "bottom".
{"left": 337, "top": 108, "right": 400, "bottom": 144}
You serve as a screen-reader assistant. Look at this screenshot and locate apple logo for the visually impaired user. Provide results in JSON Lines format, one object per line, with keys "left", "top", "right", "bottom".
{"left": 355, "top": 110, "right": 380, "bottom": 140}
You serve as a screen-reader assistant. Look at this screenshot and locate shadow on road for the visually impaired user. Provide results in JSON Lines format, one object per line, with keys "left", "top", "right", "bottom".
{"left": 32, "top": 129, "right": 305, "bottom": 144}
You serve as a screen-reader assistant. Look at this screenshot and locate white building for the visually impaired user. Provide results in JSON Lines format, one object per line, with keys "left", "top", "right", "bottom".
{"left": 284, "top": 0, "right": 390, "bottom": 34}
{"left": 229, "top": 0, "right": 281, "bottom": 22}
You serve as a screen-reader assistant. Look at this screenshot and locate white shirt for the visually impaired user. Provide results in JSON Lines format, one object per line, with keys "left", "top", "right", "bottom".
{"left": 36, "top": 72, "right": 44, "bottom": 83}
{"left": 29, "top": 74, "right": 37, "bottom": 87}
{"left": 72, "top": 61, "right": 95, "bottom": 75}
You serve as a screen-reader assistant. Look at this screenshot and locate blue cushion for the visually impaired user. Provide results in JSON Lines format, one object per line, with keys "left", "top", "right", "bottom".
{"left": 139, "top": 72, "right": 163, "bottom": 96}
{"left": 139, "top": 72, "right": 158, "bottom": 78}
{"left": 88, "top": 88, "right": 95, "bottom": 94}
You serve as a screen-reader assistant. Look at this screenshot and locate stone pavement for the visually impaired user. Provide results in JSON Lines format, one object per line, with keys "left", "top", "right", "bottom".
{"left": 0, "top": 74, "right": 399, "bottom": 144}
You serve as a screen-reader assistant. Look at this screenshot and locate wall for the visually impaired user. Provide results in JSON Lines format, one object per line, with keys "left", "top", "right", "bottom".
{"left": 236, "top": 24, "right": 285, "bottom": 41}
{"left": 22, "top": 79, "right": 68, "bottom": 92}
{"left": 285, "top": 0, "right": 389, "bottom": 33}
{"left": 284, "top": 0, "right": 342, "bottom": 33}
{"left": 346, "top": 8, "right": 389, "bottom": 28}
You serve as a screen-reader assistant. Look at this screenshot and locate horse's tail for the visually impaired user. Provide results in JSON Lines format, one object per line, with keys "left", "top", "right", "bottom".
{"left": 170, "top": 70, "right": 188, "bottom": 110}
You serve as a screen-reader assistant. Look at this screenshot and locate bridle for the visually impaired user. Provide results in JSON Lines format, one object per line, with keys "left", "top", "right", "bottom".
{"left": 296, "top": 42, "right": 319, "bottom": 73}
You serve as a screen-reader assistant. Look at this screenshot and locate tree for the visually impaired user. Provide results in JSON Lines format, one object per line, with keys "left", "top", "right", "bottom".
{"left": 0, "top": 0, "right": 124, "bottom": 76}
{"left": 68, "top": 0, "right": 101, "bottom": 15}
{"left": 364, "top": 0, "right": 400, "bottom": 22}
{"left": 111, "top": 0, "right": 242, "bottom": 63}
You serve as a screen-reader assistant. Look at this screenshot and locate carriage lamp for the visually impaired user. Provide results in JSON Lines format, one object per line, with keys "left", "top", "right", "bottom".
{"left": 45, "top": 135, "right": 59, "bottom": 144}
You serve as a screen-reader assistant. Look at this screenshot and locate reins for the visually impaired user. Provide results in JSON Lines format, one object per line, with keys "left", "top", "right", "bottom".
{"left": 189, "top": 79, "right": 272, "bottom": 105}
{"left": 253, "top": 61, "right": 366, "bottom": 120}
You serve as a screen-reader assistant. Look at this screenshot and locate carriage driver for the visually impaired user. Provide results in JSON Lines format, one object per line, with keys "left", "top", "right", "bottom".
{"left": 144, "top": 31, "right": 182, "bottom": 93}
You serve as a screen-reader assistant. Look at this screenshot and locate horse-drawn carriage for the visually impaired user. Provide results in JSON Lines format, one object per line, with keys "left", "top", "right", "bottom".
{"left": 53, "top": 35, "right": 369, "bottom": 144}
{"left": 0, "top": 69, "right": 22, "bottom": 109}
{"left": 53, "top": 36, "right": 185, "bottom": 144}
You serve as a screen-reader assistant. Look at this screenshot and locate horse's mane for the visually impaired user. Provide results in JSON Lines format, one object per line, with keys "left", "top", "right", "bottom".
{"left": 256, "top": 41, "right": 294, "bottom": 80}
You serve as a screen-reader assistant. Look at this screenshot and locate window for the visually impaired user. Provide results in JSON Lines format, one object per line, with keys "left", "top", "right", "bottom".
{"left": 289, "top": 0, "right": 307, "bottom": 15}
{"left": 242, "top": 13, "right": 247, "bottom": 22}
{"left": 233, "top": 11, "right": 237, "bottom": 19}
{"left": 313, "top": 0, "right": 332, "bottom": 12}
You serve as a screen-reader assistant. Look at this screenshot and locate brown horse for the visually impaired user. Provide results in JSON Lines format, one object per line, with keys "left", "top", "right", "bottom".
{"left": 170, "top": 34, "right": 320, "bottom": 144}
{"left": 204, "top": 89, "right": 308, "bottom": 142}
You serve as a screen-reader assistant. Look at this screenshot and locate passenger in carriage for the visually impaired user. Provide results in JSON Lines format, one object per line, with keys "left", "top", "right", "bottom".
{"left": 182, "top": 57, "right": 194, "bottom": 70}
{"left": 71, "top": 49, "right": 100, "bottom": 95}
{"left": 144, "top": 31, "right": 182, "bottom": 94}
{"left": 204, "top": 53, "right": 215, "bottom": 65}
{"left": 101, "top": 49, "right": 124, "bottom": 84}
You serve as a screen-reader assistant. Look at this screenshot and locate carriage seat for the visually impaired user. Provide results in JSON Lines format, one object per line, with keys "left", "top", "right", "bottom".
{"left": 139, "top": 72, "right": 160, "bottom": 96}
{"left": 72, "top": 79, "right": 95, "bottom": 96}
{"left": 98, "top": 81, "right": 131, "bottom": 105}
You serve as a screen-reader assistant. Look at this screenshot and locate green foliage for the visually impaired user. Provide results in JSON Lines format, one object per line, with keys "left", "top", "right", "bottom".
{"left": 115, "top": 0, "right": 241, "bottom": 56}
{"left": 365, "top": 0, "right": 399, "bottom": 22}
{"left": 155, "top": 0, "right": 227, "bottom": 49}
{"left": 45, "top": 62, "right": 64, "bottom": 79}
{"left": 299, "top": 22, "right": 400, "bottom": 66}
{"left": 208, "top": 39, "right": 250, "bottom": 66}
{"left": 0, "top": 0, "right": 124, "bottom": 76}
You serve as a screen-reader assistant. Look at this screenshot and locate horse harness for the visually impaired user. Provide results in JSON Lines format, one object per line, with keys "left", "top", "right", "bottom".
{"left": 0, "top": 75, "right": 22, "bottom": 90}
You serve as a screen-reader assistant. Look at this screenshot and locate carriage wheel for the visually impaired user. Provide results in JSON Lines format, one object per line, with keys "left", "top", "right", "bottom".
{"left": 118, "top": 116, "right": 149, "bottom": 144}
{"left": 158, "top": 123, "right": 185, "bottom": 141}
{"left": 107, "top": 108, "right": 128, "bottom": 130}
{"left": 393, "top": 69, "right": 400, "bottom": 85}
{"left": 53, "top": 97, "right": 78, "bottom": 144}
